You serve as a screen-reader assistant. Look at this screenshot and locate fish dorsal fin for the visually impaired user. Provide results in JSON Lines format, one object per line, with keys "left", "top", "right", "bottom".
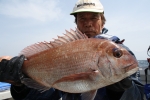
{"left": 19, "top": 28, "right": 88, "bottom": 58}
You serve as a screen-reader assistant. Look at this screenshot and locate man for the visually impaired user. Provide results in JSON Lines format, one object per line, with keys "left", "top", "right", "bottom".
{"left": 0, "top": 0, "right": 143, "bottom": 100}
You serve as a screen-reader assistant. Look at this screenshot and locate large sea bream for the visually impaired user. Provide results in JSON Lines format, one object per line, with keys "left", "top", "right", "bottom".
{"left": 19, "top": 29, "right": 138, "bottom": 99}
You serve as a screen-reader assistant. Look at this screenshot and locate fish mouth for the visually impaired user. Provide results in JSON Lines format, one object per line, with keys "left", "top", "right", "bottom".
{"left": 124, "top": 62, "right": 138, "bottom": 72}
{"left": 109, "top": 63, "right": 138, "bottom": 83}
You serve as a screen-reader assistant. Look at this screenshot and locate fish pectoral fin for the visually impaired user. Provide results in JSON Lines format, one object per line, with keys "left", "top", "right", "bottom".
{"left": 81, "top": 90, "right": 97, "bottom": 100}
{"left": 53, "top": 71, "right": 98, "bottom": 85}
{"left": 21, "top": 78, "right": 50, "bottom": 92}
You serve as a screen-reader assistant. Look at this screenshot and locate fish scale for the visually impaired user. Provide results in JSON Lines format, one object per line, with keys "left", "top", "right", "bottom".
{"left": 47, "top": 51, "right": 98, "bottom": 86}
{"left": 51, "top": 52, "right": 97, "bottom": 78}
{"left": 19, "top": 29, "right": 138, "bottom": 98}
{"left": 22, "top": 39, "right": 100, "bottom": 85}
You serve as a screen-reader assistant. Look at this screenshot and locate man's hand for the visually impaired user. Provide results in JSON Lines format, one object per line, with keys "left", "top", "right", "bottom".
{"left": 0, "top": 56, "right": 12, "bottom": 62}
{"left": 0, "top": 55, "right": 25, "bottom": 86}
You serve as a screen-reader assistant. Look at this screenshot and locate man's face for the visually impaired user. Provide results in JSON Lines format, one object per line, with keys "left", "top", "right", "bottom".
{"left": 77, "top": 12, "right": 103, "bottom": 38}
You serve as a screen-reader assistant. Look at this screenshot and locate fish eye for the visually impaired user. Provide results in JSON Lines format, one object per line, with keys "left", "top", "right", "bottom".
{"left": 112, "top": 48, "right": 123, "bottom": 58}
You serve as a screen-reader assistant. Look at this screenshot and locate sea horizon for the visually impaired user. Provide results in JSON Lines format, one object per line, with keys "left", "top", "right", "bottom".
{"left": 138, "top": 60, "right": 149, "bottom": 68}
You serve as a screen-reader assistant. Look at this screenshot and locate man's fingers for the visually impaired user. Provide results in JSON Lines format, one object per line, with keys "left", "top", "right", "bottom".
{"left": 0, "top": 56, "right": 12, "bottom": 62}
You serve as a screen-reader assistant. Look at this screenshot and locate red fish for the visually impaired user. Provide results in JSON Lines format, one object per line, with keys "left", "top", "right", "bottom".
{"left": 20, "top": 29, "right": 138, "bottom": 100}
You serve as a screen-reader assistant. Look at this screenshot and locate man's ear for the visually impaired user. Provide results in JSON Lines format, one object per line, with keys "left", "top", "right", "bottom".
{"left": 101, "top": 24, "right": 104, "bottom": 29}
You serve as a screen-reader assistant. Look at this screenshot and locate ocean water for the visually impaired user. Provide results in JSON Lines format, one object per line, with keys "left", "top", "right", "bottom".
{"left": 138, "top": 60, "right": 149, "bottom": 68}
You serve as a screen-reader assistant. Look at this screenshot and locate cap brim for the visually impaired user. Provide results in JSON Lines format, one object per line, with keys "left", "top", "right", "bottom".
{"left": 70, "top": 9, "right": 104, "bottom": 15}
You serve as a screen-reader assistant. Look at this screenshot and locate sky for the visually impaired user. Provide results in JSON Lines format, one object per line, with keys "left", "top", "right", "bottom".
{"left": 0, "top": 0, "right": 150, "bottom": 60}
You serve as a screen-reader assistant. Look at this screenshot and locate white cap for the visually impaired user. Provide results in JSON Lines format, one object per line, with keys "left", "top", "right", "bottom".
{"left": 70, "top": 0, "right": 104, "bottom": 15}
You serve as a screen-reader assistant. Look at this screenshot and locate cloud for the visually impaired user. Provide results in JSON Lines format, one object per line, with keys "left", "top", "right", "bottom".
{"left": 0, "top": 0, "right": 62, "bottom": 22}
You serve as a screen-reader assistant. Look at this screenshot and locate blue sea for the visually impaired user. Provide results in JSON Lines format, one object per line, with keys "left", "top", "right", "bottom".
{"left": 138, "top": 60, "right": 149, "bottom": 68}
